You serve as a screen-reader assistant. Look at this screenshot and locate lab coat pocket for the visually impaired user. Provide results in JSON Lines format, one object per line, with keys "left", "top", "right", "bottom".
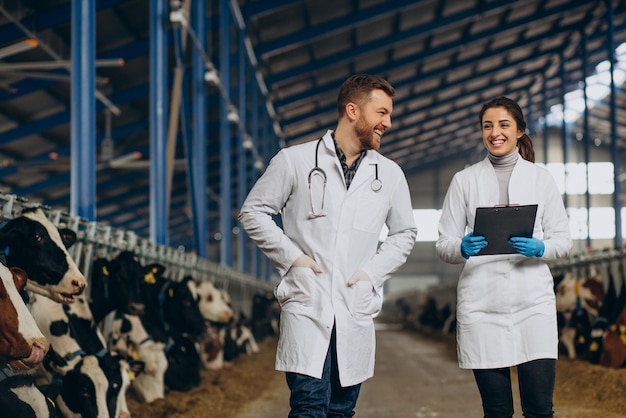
{"left": 351, "top": 280, "right": 382, "bottom": 318}
{"left": 274, "top": 267, "right": 316, "bottom": 314}
{"left": 353, "top": 195, "right": 387, "bottom": 233}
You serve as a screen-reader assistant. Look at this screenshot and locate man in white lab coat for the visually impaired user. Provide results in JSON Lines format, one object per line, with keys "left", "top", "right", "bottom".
{"left": 238, "top": 74, "right": 417, "bottom": 417}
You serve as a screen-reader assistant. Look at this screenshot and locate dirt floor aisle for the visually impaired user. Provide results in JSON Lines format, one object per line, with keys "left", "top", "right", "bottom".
{"left": 128, "top": 323, "right": 626, "bottom": 418}
{"left": 236, "top": 322, "right": 486, "bottom": 417}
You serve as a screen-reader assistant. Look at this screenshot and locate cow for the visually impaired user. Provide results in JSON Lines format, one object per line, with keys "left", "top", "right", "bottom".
{"left": 0, "top": 264, "right": 48, "bottom": 370}
{"left": 600, "top": 305, "right": 626, "bottom": 368}
{"left": 195, "top": 280, "right": 234, "bottom": 370}
{"left": 138, "top": 269, "right": 204, "bottom": 391}
{"left": 30, "top": 293, "right": 127, "bottom": 418}
{"left": 216, "top": 289, "right": 260, "bottom": 364}
{"left": 109, "top": 311, "right": 167, "bottom": 403}
{"left": 0, "top": 207, "right": 87, "bottom": 304}
{"left": 0, "top": 207, "right": 130, "bottom": 417}
{"left": 248, "top": 291, "right": 280, "bottom": 342}
{"left": 555, "top": 271, "right": 605, "bottom": 359}
{"left": 90, "top": 251, "right": 146, "bottom": 325}
{"left": 0, "top": 374, "right": 59, "bottom": 418}
{"left": 62, "top": 293, "right": 135, "bottom": 417}
{"left": 195, "top": 280, "right": 234, "bottom": 324}
{"left": 0, "top": 263, "right": 54, "bottom": 418}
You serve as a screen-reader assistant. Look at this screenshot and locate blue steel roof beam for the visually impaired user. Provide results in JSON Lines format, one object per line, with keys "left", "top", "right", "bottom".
{"left": 383, "top": 75, "right": 543, "bottom": 163}
{"left": 53, "top": 179, "right": 153, "bottom": 229}
{"left": 0, "top": 122, "right": 145, "bottom": 198}
{"left": 0, "top": 0, "right": 129, "bottom": 44}
{"left": 0, "top": 4, "right": 123, "bottom": 116}
{"left": 266, "top": 0, "right": 524, "bottom": 87}
{"left": 252, "top": 0, "right": 427, "bottom": 59}
{"left": 394, "top": 82, "right": 540, "bottom": 172}
{"left": 278, "top": 17, "right": 618, "bottom": 142}
{"left": 356, "top": 54, "right": 574, "bottom": 163}
{"left": 0, "top": 39, "right": 150, "bottom": 105}
{"left": 12, "top": 151, "right": 151, "bottom": 199}
{"left": 385, "top": 70, "right": 560, "bottom": 169}
{"left": 273, "top": 0, "right": 598, "bottom": 115}
{"left": 424, "top": 0, "right": 447, "bottom": 51}
{"left": 0, "top": 83, "right": 149, "bottom": 147}
{"left": 18, "top": 98, "right": 225, "bottom": 209}
{"left": 102, "top": 175, "right": 187, "bottom": 229}
{"left": 242, "top": 0, "right": 305, "bottom": 20}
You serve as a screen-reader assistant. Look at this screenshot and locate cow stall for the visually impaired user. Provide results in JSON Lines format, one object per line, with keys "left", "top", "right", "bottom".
{"left": 0, "top": 192, "right": 274, "bottom": 318}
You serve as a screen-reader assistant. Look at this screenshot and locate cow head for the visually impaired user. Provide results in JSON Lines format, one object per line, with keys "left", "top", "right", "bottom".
{"left": 0, "top": 208, "right": 87, "bottom": 304}
{"left": 163, "top": 276, "right": 206, "bottom": 337}
{"left": 55, "top": 355, "right": 110, "bottom": 418}
{"left": 90, "top": 251, "right": 146, "bottom": 324}
{"left": 195, "top": 280, "right": 234, "bottom": 324}
{"left": 555, "top": 272, "right": 604, "bottom": 317}
{"left": 163, "top": 335, "right": 201, "bottom": 392}
{"left": 0, "top": 264, "right": 49, "bottom": 371}
{"left": 108, "top": 311, "right": 167, "bottom": 403}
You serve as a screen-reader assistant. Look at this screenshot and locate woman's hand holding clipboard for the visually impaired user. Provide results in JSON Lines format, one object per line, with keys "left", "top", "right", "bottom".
{"left": 472, "top": 204, "right": 538, "bottom": 256}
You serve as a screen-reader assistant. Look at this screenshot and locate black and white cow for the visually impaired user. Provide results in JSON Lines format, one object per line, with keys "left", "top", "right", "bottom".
{"left": 0, "top": 208, "right": 131, "bottom": 417}
{"left": 139, "top": 270, "right": 204, "bottom": 391}
{"left": 62, "top": 294, "right": 135, "bottom": 417}
{"left": 90, "top": 251, "right": 146, "bottom": 324}
{"left": 30, "top": 293, "right": 126, "bottom": 418}
{"left": 195, "top": 280, "right": 234, "bottom": 370}
{"left": 108, "top": 311, "right": 167, "bottom": 403}
{"left": 0, "top": 207, "right": 87, "bottom": 304}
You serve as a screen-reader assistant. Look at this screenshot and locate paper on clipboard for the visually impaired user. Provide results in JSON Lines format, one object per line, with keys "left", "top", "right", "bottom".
{"left": 472, "top": 204, "right": 538, "bottom": 255}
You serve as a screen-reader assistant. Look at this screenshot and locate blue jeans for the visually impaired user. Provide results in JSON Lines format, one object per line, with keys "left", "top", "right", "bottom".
{"left": 285, "top": 327, "right": 361, "bottom": 418}
{"left": 472, "top": 358, "right": 556, "bottom": 418}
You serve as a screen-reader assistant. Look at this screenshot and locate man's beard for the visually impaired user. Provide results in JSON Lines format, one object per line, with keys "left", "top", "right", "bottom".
{"left": 355, "top": 117, "right": 380, "bottom": 151}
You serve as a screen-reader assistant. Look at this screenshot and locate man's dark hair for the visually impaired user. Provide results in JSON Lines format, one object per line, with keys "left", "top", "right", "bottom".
{"left": 337, "top": 74, "right": 395, "bottom": 118}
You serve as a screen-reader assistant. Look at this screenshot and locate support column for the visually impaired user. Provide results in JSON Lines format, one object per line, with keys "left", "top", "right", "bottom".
{"left": 219, "top": 0, "right": 233, "bottom": 266}
{"left": 70, "top": 0, "right": 96, "bottom": 220}
{"left": 149, "top": 0, "right": 168, "bottom": 245}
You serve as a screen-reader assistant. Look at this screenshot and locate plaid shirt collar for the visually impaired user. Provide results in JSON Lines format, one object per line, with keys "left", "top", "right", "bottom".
{"left": 333, "top": 138, "right": 366, "bottom": 190}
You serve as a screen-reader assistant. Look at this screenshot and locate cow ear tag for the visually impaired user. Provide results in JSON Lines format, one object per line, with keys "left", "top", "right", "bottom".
{"left": 144, "top": 272, "right": 156, "bottom": 284}
{"left": 168, "top": 288, "right": 174, "bottom": 297}
{"left": 102, "top": 266, "right": 110, "bottom": 276}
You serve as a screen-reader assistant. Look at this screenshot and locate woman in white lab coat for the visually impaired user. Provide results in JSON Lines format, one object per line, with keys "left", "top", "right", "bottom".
{"left": 239, "top": 74, "right": 416, "bottom": 418}
{"left": 437, "top": 96, "right": 571, "bottom": 418}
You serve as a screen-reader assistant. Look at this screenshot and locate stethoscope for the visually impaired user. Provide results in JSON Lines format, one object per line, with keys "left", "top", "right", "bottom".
{"left": 308, "top": 138, "right": 382, "bottom": 218}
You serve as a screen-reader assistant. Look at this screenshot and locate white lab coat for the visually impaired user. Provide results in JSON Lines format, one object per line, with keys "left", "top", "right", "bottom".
{"left": 436, "top": 156, "right": 571, "bottom": 369}
{"left": 239, "top": 129, "right": 417, "bottom": 386}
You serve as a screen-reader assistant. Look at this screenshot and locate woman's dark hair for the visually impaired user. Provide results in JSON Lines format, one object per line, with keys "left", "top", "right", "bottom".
{"left": 337, "top": 74, "right": 395, "bottom": 118}
{"left": 479, "top": 96, "right": 535, "bottom": 163}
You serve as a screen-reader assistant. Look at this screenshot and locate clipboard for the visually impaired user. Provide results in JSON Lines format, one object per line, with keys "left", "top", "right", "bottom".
{"left": 472, "top": 204, "right": 538, "bottom": 255}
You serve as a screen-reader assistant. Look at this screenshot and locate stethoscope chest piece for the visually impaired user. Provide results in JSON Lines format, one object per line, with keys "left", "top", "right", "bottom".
{"left": 371, "top": 178, "right": 382, "bottom": 192}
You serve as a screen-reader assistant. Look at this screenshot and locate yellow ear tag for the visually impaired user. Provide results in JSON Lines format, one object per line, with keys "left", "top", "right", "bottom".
{"left": 621, "top": 335, "right": 626, "bottom": 345}
{"left": 168, "top": 288, "right": 174, "bottom": 297}
{"left": 47, "top": 397, "right": 56, "bottom": 408}
{"left": 589, "top": 341, "right": 598, "bottom": 351}
{"left": 144, "top": 272, "right": 156, "bottom": 284}
{"left": 132, "top": 349, "right": 140, "bottom": 361}
{"left": 128, "top": 370, "right": 136, "bottom": 381}
{"left": 102, "top": 266, "right": 110, "bottom": 276}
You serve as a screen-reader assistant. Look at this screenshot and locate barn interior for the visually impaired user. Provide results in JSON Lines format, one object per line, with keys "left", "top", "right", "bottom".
{"left": 0, "top": 0, "right": 626, "bottom": 322}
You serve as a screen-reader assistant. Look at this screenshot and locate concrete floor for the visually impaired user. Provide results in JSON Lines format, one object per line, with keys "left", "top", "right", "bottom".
{"left": 237, "top": 323, "right": 491, "bottom": 418}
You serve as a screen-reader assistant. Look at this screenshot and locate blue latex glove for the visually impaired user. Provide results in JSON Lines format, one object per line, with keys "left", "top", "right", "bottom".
{"left": 508, "top": 237, "right": 545, "bottom": 257}
{"left": 461, "top": 232, "right": 488, "bottom": 259}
